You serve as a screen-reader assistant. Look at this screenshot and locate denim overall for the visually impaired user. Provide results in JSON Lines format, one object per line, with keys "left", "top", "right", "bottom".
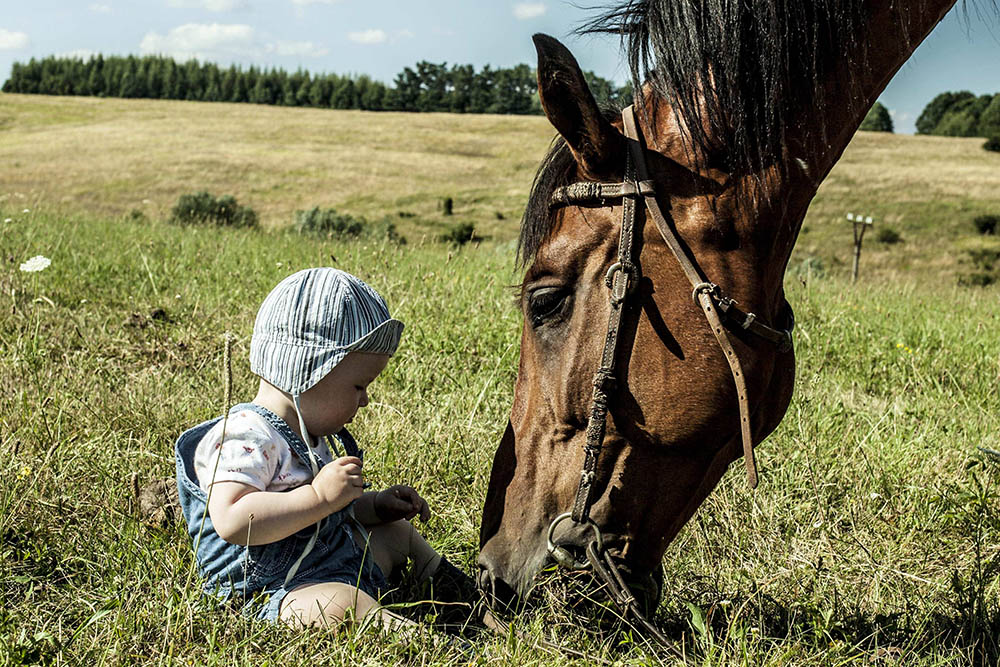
{"left": 175, "top": 402, "right": 388, "bottom": 621}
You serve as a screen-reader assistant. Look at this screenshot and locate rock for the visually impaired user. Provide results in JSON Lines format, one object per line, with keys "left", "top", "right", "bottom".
{"left": 138, "top": 476, "right": 180, "bottom": 528}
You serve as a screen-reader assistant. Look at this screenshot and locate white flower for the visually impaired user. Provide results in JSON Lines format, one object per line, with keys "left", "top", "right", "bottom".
{"left": 22, "top": 208, "right": 30, "bottom": 213}
{"left": 19, "top": 255, "right": 51, "bottom": 272}
{"left": 3, "top": 218, "right": 11, "bottom": 223}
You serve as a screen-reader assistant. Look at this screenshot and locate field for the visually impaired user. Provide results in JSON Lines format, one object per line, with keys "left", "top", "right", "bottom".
{"left": 1, "top": 93, "right": 999, "bottom": 665}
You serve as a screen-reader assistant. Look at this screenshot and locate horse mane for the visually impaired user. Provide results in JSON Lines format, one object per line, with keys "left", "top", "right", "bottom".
{"left": 580, "top": 0, "right": 882, "bottom": 176}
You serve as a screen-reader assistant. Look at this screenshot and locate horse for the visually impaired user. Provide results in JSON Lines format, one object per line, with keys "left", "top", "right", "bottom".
{"left": 477, "top": 0, "right": 969, "bottom": 610}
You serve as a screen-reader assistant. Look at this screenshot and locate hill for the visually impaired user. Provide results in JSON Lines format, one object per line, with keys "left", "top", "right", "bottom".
{"left": 2, "top": 92, "right": 999, "bottom": 284}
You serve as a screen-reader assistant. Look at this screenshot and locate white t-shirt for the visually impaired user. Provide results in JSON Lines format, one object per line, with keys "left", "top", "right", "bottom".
{"left": 192, "top": 408, "right": 335, "bottom": 493}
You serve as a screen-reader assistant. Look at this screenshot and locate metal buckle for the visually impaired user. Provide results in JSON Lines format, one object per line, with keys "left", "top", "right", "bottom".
{"left": 547, "top": 512, "right": 604, "bottom": 571}
{"left": 606, "top": 261, "right": 638, "bottom": 306}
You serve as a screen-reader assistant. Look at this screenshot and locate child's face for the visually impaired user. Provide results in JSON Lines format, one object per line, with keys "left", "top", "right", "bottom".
{"left": 300, "top": 352, "right": 390, "bottom": 438}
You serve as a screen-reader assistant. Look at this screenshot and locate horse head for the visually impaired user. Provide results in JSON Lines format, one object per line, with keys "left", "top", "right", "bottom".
{"left": 479, "top": 0, "right": 960, "bottom": 609}
{"left": 476, "top": 32, "right": 801, "bottom": 606}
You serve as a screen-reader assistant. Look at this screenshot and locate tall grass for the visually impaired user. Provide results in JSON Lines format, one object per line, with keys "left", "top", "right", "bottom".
{"left": 1, "top": 204, "right": 997, "bottom": 664}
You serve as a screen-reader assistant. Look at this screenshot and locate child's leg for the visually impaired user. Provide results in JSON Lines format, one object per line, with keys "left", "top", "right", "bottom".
{"left": 279, "top": 581, "right": 413, "bottom": 630}
{"left": 366, "top": 519, "right": 441, "bottom": 582}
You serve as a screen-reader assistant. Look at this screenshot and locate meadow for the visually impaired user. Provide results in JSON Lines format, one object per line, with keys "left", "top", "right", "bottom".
{"left": 1, "top": 93, "right": 999, "bottom": 665}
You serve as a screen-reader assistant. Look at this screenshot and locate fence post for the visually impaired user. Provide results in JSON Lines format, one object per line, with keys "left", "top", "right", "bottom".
{"left": 846, "top": 212, "right": 874, "bottom": 283}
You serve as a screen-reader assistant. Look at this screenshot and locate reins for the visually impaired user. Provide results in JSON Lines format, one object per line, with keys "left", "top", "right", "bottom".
{"left": 542, "top": 104, "right": 794, "bottom": 654}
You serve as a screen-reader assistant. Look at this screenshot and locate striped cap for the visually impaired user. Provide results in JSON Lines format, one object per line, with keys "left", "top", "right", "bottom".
{"left": 249, "top": 268, "right": 404, "bottom": 395}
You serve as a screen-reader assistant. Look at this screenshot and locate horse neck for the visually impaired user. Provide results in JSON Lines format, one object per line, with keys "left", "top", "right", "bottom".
{"left": 805, "top": 0, "right": 957, "bottom": 180}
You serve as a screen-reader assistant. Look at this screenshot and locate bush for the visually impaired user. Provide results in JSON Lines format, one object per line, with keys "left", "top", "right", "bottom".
{"left": 295, "top": 207, "right": 364, "bottom": 237}
{"left": 967, "top": 248, "right": 1000, "bottom": 271}
{"left": 170, "top": 191, "right": 258, "bottom": 227}
{"left": 982, "top": 136, "right": 1000, "bottom": 153}
{"left": 876, "top": 227, "right": 902, "bottom": 244}
{"left": 973, "top": 215, "right": 998, "bottom": 235}
{"left": 958, "top": 272, "right": 996, "bottom": 287}
{"left": 439, "top": 222, "right": 480, "bottom": 246}
{"left": 294, "top": 207, "right": 406, "bottom": 244}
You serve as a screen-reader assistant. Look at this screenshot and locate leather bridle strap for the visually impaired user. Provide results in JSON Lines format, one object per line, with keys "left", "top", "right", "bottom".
{"left": 569, "top": 131, "right": 641, "bottom": 524}
{"left": 621, "top": 105, "right": 759, "bottom": 488}
{"left": 555, "top": 105, "right": 798, "bottom": 523}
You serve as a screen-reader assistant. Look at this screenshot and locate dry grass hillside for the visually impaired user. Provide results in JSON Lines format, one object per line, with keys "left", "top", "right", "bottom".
{"left": 2, "top": 92, "right": 999, "bottom": 282}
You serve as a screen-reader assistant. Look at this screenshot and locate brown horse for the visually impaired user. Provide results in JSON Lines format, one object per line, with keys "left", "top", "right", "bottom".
{"left": 478, "top": 0, "right": 965, "bottom": 606}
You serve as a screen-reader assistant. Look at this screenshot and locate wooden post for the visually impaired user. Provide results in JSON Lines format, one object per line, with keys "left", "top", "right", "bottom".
{"left": 846, "top": 212, "right": 874, "bottom": 283}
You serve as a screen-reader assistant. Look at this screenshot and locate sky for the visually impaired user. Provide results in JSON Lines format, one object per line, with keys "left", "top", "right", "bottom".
{"left": 0, "top": 1, "right": 998, "bottom": 134}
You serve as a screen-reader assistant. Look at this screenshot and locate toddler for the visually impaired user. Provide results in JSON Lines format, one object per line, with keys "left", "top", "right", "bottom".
{"left": 175, "top": 267, "right": 476, "bottom": 629}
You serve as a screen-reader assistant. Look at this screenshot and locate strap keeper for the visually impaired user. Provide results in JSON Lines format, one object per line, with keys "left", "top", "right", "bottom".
{"left": 692, "top": 282, "right": 717, "bottom": 304}
{"left": 741, "top": 312, "right": 756, "bottom": 329}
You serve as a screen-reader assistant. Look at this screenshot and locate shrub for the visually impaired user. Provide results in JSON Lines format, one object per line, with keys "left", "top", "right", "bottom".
{"left": 170, "top": 191, "right": 258, "bottom": 227}
{"left": 876, "top": 227, "right": 902, "bottom": 244}
{"left": 294, "top": 208, "right": 406, "bottom": 244}
{"left": 967, "top": 248, "right": 1000, "bottom": 271}
{"left": 295, "top": 207, "right": 364, "bottom": 237}
{"left": 439, "top": 222, "right": 480, "bottom": 246}
{"left": 983, "top": 136, "right": 1000, "bottom": 153}
{"left": 973, "top": 215, "right": 998, "bottom": 236}
{"left": 958, "top": 272, "right": 996, "bottom": 287}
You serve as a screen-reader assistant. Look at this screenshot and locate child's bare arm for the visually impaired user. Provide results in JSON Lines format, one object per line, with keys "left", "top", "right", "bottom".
{"left": 207, "top": 456, "right": 364, "bottom": 545}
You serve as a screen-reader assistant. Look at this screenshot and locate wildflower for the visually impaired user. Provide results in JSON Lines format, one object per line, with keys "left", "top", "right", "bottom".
{"left": 175, "top": 294, "right": 182, "bottom": 299}
{"left": 19, "top": 255, "right": 51, "bottom": 272}
{"left": 896, "top": 342, "right": 903, "bottom": 348}
{"left": 18, "top": 465, "right": 32, "bottom": 480}
{"left": 3, "top": 218, "right": 11, "bottom": 223}
{"left": 22, "top": 208, "right": 30, "bottom": 213}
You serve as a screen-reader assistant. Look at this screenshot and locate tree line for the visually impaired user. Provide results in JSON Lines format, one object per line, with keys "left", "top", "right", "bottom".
{"left": 1, "top": 54, "right": 631, "bottom": 114}
{"left": 916, "top": 91, "right": 1000, "bottom": 137}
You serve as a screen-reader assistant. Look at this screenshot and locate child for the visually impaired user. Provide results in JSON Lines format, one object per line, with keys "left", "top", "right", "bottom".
{"left": 175, "top": 267, "right": 477, "bottom": 629}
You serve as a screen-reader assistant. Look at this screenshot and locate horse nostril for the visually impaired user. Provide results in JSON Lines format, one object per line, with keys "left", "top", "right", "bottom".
{"left": 477, "top": 564, "right": 518, "bottom": 611}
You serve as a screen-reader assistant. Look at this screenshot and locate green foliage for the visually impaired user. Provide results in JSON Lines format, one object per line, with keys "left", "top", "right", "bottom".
{"left": 916, "top": 91, "right": 1000, "bottom": 137}
{"left": 958, "top": 247, "right": 1000, "bottom": 286}
{"left": 973, "top": 215, "right": 998, "bottom": 235}
{"left": 978, "top": 94, "right": 1000, "bottom": 137}
{"left": 438, "top": 222, "right": 480, "bottom": 245}
{"left": 170, "top": 191, "right": 258, "bottom": 228}
{"left": 859, "top": 101, "right": 893, "bottom": 132}
{"left": 876, "top": 227, "right": 902, "bottom": 244}
{"left": 1, "top": 54, "right": 631, "bottom": 117}
{"left": 294, "top": 207, "right": 405, "bottom": 244}
{"left": 294, "top": 207, "right": 364, "bottom": 237}
{"left": 983, "top": 136, "right": 1000, "bottom": 153}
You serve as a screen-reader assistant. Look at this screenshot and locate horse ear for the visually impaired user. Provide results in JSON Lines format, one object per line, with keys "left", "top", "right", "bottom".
{"left": 533, "top": 33, "right": 625, "bottom": 178}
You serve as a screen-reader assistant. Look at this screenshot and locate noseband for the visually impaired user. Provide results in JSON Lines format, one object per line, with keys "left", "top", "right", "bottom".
{"left": 543, "top": 105, "right": 794, "bottom": 649}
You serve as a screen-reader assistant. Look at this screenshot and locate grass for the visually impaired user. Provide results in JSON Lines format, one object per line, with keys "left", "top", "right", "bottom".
{"left": 1, "top": 95, "right": 999, "bottom": 664}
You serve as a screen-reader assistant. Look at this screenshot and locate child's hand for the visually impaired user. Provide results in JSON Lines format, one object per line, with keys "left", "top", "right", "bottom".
{"left": 311, "top": 456, "right": 364, "bottom": 512}
{"left": 374, "top": 484, "right": 430, "bottom": 523}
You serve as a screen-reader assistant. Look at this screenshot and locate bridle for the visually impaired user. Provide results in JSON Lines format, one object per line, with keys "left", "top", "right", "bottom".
{"left": 542, "top": 104, "right": 794, "bottom": 651}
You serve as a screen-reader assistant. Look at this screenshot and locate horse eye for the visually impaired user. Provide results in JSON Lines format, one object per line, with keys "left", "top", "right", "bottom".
{"left": 527, "top": 287, "right": 568, "bottom": 326}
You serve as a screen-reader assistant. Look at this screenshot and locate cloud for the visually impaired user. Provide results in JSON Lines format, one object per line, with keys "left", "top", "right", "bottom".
{"left": 168, "top": 0, "right": 250, "bottom": 10}
{"left": 269, "top": 40, "right": 328, "bottom": 57}
{"left": 0, "top": 29, "right": 30, "bottom": 50}
{"left": 513, "top": 2, "right": 546, "bottom": 20}
{"left": 141, "top": 23, "right": 328, "bottom": 60}
{"left": 291, "top": 0, "right": 341, "bottom": 5}
{"left": 89, "top": 3, "right": 112, "bottom": 13}
{"left": 141, "top": 23, "right": 260, "bottom": 59}
{"left": 348, "top": 29, "right": 386, "bottom": 45}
